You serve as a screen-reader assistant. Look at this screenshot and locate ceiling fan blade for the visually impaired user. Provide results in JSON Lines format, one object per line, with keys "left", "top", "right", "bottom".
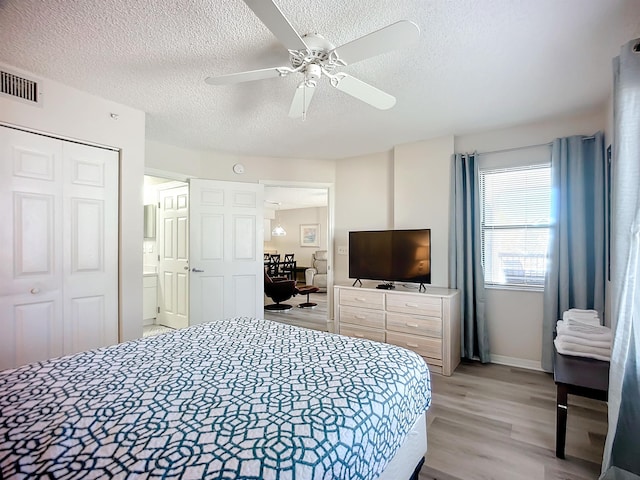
{"left": 243, "top": 0, "right": 308, "bottom": 51}
{"left": 205, "top": 67, "right": 284, "bottom": 85}
{"left": 288, "top": 84, "right": 316, "bottom": 118}
{"left": 332, "top": 74, "right": 396, "bottom": 110}
{"left": 332, "top": 20, "right": 420, "bottom": 65}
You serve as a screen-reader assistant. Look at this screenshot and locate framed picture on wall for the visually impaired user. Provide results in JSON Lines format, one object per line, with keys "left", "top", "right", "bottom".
{"left": 300, "top": 224, "right": 320, "bottom": 247}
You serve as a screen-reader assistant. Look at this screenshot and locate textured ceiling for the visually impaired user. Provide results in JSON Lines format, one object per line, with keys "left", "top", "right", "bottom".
{"left": 1, "top": 0, "right": 639, "bottom": 160}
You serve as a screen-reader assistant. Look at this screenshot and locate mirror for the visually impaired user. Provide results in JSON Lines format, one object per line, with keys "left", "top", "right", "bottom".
{"left": 144, "top": 204, "right": 156, "bottom": 239}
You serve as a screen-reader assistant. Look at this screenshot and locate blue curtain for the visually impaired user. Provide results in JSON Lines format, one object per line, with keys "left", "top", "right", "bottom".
{"left": 601, "top": 38, "right": 640, "bottom": 477}
{"left": 449, "top": 153, "right": 490, "bottom": 362}
{"left": 541, "top": 132, "right": 606, "bottom": 372}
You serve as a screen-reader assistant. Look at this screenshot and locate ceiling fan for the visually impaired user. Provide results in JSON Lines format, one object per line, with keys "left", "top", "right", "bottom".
{"left": 205, "top": 0, "right": 420, "bottom": 119}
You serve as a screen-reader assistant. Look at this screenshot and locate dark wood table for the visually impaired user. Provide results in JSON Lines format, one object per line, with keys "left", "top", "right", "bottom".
{"left": 294, "top": 265, "right": 308, "bottom": 282}
{"left": 553, "top": 349, "right": 609, "bottom": 458}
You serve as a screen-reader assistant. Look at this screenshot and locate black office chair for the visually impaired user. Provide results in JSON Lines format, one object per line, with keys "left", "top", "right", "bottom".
{"left": 264, "top": 270, "right": 296, "bottom": 311}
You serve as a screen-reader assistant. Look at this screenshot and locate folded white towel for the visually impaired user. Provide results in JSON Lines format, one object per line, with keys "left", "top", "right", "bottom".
{"left": 566, "top": 308, "right": 599, "bottom": 315}
{"left": 556, "top": 332, "right": 611, "bottom": 349}
{"left": 559, "top": 341, "right": 610, "bottom": 357}
{"left": 563, "top": 308, "right": 599, "bottom": 319}
{"left": 556, "top": 320, "right": 612, "bottom": 341}
{"left": 563, "top": 312, "right": 602, "bottom": 326}
{"left": 554, "top": 337, "right": 611, "bottom": 362}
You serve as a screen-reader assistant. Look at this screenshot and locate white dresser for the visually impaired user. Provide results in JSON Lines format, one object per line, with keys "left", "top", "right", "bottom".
{"left": 334, "top": 283, "right": 461, "bottom": 376}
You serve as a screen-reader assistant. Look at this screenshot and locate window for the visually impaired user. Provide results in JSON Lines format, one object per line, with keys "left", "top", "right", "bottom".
{"left": 479, "top": 164, "right": 551, "bottom": 288}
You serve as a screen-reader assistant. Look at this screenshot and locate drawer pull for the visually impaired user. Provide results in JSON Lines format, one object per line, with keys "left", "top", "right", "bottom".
{"left": 406, "top": 322, "right": 419, "bottom": 328}
{"left": 406, "top": 342, "right": 419, "bottom": 348}
{"left": 405, "top": 302, "right": 419, "bottom": 308}
{"left": 355, "top": 297, "right": 367, "bottom": 302}
{"left": 355, "top": 314, "right": 366, "bottom": 319}
{"left": 355, "top": 334, "right": 365, "bottom": 338}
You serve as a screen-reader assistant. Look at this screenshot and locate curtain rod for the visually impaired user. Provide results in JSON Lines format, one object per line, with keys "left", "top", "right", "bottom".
{"left": 476, "top": 135, "right": 596, "bottom": 157}
{"left": 477, "top": 142, "right": 551, "bottom": 156}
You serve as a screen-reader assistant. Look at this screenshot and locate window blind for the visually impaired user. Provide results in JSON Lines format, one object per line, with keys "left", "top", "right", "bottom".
{"left": 479, "top": 164, "right": 551, "bottom": 287}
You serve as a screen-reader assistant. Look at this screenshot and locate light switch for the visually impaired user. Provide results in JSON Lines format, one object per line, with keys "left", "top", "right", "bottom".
{"left": 337, "top": 246, "right": 348, "bottom": 255}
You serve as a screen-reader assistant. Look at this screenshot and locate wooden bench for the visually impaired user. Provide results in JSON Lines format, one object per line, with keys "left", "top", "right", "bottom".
{"left": 553, "top": 349, "right": 609, "bottom": 458}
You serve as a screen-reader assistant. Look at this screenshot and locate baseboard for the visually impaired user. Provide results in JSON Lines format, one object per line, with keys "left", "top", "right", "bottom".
{"left": 490, "top": 354, "right": 543, "bottom": 372}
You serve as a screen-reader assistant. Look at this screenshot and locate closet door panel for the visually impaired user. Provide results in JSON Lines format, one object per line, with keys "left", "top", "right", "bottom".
{"left": 63, "top": 141, "right": 119, "bottom": 356}
{"left": 0, "top": 127, "right": 119, "bottom": 370}
{"left": 0, "top": 127, "right": 64, "bottom": 370}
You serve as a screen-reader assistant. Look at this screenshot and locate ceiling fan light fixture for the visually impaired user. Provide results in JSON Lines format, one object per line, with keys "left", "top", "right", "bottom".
{"left": 205, "top": 0, "right": 420, "bottom": 119}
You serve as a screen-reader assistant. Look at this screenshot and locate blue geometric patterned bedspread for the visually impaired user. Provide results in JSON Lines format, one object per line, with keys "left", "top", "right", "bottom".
{"left": 0, "top": 317, "right": 431, "bottom": 479}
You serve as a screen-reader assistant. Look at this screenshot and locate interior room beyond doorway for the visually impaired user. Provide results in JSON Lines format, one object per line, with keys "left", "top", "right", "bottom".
{"left": 143, "top": 175, "right": 190, "bottom": 336}
{"left": 263, "top": 185, "right": 331, "bottom": 332}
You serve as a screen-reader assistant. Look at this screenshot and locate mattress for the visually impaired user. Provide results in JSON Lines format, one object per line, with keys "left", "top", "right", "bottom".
{"left": 378, "top": 411, "right": 427, "bottom": 480}
{"left": 0, "top": 317, "right": 431, "bottom": 479}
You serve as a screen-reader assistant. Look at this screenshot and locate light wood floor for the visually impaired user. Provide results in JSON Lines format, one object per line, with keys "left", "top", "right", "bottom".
{"left": 263, "top": 291, "right": 331, "bottom": 332}
{"left": 421, "top": 362, "right": 607, "bottom": 480}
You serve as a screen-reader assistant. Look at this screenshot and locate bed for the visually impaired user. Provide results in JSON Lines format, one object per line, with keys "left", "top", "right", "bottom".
{"left": 0, "top": 317, "right": 431, "bottom": 479}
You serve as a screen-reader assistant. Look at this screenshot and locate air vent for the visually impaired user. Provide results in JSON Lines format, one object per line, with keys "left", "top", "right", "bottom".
{"left": 1, "top": 69, "right": 39, "bottom": 104}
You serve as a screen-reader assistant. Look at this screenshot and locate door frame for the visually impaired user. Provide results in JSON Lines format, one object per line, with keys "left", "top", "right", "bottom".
{"left": 260, "top": 180, "right": 335, "bottom": 330}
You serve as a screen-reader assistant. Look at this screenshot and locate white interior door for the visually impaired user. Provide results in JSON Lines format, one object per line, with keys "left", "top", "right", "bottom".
{"left": 62, "top": 141, "right": 119, "bottom": 354}
{"left": 157, "top": 185, "right": 189, "bottom": 329}
{"left": 0, "top": 126, "right": 119, "bottom": 370}
{"left": 189, "top": 179, "right": 263, "bottom": 324}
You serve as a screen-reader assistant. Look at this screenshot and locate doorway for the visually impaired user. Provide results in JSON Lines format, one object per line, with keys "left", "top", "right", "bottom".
{"left": 262, "top": 183, "right": 333, "bottom": 332}
{"left": 143, "top": 175, "right": 189, "bottom": 333}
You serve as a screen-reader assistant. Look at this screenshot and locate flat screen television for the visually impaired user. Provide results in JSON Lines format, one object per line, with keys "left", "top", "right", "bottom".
{"left": 349, "top": 229, "right": 431, "bottom": 290}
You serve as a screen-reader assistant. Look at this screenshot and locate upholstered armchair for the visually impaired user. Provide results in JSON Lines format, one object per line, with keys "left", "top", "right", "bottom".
{"left": 305, "top": 250, "right": 328, "bottom": 292}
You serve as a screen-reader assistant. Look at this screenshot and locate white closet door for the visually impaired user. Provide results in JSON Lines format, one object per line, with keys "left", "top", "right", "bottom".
{"left": 62, "top": 141, "right": 119, "bottom": 355}
{"left": 0, "top": 126, "right": 119, "bottom": 370}
{"left": 0, "top": 128, "right": 64, "bottom": 369}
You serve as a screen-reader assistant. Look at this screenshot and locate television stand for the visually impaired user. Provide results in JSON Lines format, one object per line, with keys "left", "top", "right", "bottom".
{"left": 334, "top": 283, "right": 461, "bottom": 376}
{"left": 376, "top": 282, "right": 395, "bottom": 290}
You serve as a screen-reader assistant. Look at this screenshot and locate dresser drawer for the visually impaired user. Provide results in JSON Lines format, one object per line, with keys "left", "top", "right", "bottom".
{"left": 339, "top": 289, "right": 384, "bottom": 310}
{"left": 386, "top": 294, "right": 441, "bottom": 317}
{"left": 386, "top": 331, "right": 442, "bottom": 361}
{"left": 340, "top": 324, "right": 386, "bottom": 343}
{"left": 340, "top": 305, "right": 385, "bottom": 329}
{"left": 386, "top": 312, "right": 442, "bottom": 338}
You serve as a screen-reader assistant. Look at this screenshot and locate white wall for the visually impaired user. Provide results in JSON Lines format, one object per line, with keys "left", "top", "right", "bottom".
{"left": 394, "top": 136, "right": 455, "bottom": 287}
{"left": 333, "top": 150, "right": 394, "bottom": 283}
{"left": 146, "top": 140, "right": 335, "bottom": 184}
{"left": 455, "top": 106, "right": 607, "bottom": 368}
{"left": 0, "top": 63, "right": 146, "bottom": 342}
{"left": 332, "top": 137, "right": 455, "bottom": 288}
{"left": 265, "top": 207, "right": 328, "bottom": 267}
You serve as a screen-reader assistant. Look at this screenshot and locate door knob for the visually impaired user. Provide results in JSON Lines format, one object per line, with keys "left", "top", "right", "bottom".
{"left": 30, "top": 288, "right": 40, "bottom": 294}
{"left": 184, "top": 266, "right": 189, "bottom": 270}
{"left": 191, "top": 268, "right": 204, "bottom": 273}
